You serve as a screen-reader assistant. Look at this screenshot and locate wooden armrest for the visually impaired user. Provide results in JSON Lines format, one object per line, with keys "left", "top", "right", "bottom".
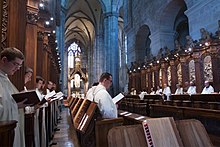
{"left": 96, "top": 117, "right": 124, "bottom": 125}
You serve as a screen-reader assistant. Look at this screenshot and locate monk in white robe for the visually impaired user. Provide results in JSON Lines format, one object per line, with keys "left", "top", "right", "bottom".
{"left": 0, "top": 47, "right": 25, "bottom": 147}
{"left": 201, "top": 81, "right": 214, "bottom": 94}
{"left": 86, "top": 72, "right": 117, "bottom": 119}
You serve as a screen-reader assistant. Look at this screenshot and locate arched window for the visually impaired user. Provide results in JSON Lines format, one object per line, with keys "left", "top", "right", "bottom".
{"left": 67, "top": 42, "right": 81, "bottom": 69}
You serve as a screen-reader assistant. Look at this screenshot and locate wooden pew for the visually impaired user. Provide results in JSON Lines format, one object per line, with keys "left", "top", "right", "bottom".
{"left": 118, "top": 110, "right": 149, "bottom": 125}
{"left": 108, "top": 124, "right": 147, "bottom": 147}
{"left": 171, "top": 94, "right": 191, "bottom": 107}
{"left": 25, "top": 113, "right": 35, "bottom": 147}
{"left": 144, "top": 94, "right": 162, "bottom": 103}
{"left": 117, "top": 109, "right": 216, "bottom": 147}
{"left": 68, "top": 98, "right": 125, "bottom": 147}
{"left": 150, "top": 104, "right": 220, "bottom": 145}
{"left": 191, "top": 94, "right": 220, "bottom": 109}
{"left": 95, "top": 118, "right": 124, "bottom": 147}
{"left": 0, "top": 120, "right": 17, "bottom": 147}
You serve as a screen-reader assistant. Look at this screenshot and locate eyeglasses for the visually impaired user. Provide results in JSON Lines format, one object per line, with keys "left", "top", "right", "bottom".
{"left": 10, "top": 61, "right": 22, "bottom": 68}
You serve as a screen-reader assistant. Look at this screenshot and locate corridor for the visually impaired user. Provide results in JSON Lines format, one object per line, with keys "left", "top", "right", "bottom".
{"left": 51, "top": 108, "right": 80, "bottom": 147}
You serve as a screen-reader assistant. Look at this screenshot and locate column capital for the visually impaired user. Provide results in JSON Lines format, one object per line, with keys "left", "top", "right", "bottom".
{"left": 103, "top": 12, "right": 119, "bottom": 18}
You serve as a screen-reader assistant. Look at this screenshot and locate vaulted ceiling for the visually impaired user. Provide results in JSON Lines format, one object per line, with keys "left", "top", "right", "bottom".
{"left": 65, "top": 0, "right": 102, "bottom": 49}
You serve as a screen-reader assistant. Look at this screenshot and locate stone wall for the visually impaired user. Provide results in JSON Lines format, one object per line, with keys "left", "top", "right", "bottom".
{"left": 125, "top": 0, "right": 220, "bottom": 67}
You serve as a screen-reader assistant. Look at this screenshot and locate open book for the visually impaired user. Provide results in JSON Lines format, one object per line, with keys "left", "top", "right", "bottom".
{"left": 112, "top": 93, "right": 124, "bottom": 104}
{"left": 12, "top": 90, "right": 40, "bottom": 106}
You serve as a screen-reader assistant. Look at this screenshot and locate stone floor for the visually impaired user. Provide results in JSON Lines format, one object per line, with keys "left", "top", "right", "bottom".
{"left": 51, "top": 108, "right": 80, "bottom": 147}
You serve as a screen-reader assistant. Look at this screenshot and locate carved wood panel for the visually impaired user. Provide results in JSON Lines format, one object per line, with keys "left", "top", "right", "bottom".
{"left": 189, "top": 60, "right": 195, "bottom": 82}
{"left": 203, "top": 55, "right": 213, "bottom": 81}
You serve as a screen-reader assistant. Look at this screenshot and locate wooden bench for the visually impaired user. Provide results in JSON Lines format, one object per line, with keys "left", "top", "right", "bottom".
{"left": 0, "top": 120, "right": 17, "bottom": 147}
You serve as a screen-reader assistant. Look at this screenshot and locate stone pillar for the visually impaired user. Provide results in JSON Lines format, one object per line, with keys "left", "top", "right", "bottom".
{"left": 93, "top": 33, "right": 104, "bottom": 83}
{"left": 57, "top": 7, "right": 68, "bottom": 95}
{"left": 25, "top": 3, "right": 38, "bottom": 89}
{"left": 103, "top": 12, "right": 119, "bottom": 96}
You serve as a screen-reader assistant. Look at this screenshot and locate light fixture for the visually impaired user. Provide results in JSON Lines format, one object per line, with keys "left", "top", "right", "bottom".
{"left": 45, "top": 21, "right": 50, "bottom": 25}
{"left": 205, "top": 42, "right": 210, "bottom": 46}
{"left": 39, "top": 2, "right": 44, "bottom": 8}
{"left": 50, "top": 17, "right": 54, "bottom": 21}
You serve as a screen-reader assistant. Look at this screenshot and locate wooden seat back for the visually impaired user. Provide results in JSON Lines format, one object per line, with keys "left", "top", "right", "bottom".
{"left": 108, "top": 124, "right": 147, "bottom": 147}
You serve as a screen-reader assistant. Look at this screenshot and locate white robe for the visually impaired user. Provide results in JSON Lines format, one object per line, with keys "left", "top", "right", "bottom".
{"left": 201, "top": 85, "right": 214, "bottom": 94}
{"left": 155, "top": 89, "right": 162, "bottom": 95}
{"left": 139, "top": 91, "right": 148, "bottom": 100}
{"left": 0, "top": 70, "right": 25, "bottom": 147}
{"left": 86, "top": 86, "right": 97, "bottom": 101}
{"left": 163, "top": 87, "right": 171, "bottom": 100}
{"left": 187, "top": 86, "right": 196, "bottom": 95}
{"left": 175, "top": 88, "right": 183, "bottom": 95}
{"left": 86, "top": 84, "right": 117, "bottom": 118}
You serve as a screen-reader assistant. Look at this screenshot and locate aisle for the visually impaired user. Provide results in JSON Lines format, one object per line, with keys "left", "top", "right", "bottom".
{"left": 51, "top": 108, "right": 80, "bottom": 147}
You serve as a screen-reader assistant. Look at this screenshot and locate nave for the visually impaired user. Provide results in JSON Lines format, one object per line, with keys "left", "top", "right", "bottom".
{"left": 51, "top": 107, "right": 79, "bottom": 147}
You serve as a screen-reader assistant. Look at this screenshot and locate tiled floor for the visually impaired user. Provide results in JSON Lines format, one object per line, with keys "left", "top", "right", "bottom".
{"left": 51, "top": 108, "right": 80, "bottom": 147}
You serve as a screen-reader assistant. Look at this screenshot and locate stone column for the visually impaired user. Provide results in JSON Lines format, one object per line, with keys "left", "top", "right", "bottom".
{"left": 57, "top": 6, "right": 68, "bottom": 95}
{"left": 103, "top": 12, "right": 119, "bottom": 96}
{"left": 93, "top": 33, "right": 104, "bottom": 82}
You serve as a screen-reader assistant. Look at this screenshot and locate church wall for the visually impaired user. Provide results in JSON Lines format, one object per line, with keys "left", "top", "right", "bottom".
{"left": 185, "top": 0, "right": 220, "bottom": 40}
{"left": 125, "top": 0, "right": 220, "bottom": 67}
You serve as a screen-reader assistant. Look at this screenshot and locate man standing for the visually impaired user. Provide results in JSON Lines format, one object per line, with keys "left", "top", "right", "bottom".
{"left": 0, "top": 47, "right": 25, "bottom": 147}
{"left": 162, "top": 83, "right": 171, "bottom": 100}
{"left": 201, "top": 81, "right": 214, "bottom": 94}
{"left": 87, "top": 72, "right": 117, "bottom": 118}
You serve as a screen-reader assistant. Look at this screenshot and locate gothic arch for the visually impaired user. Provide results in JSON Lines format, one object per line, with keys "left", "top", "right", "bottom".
{"left": 135, "top": 25, "right": 151, "bottom": 62}
{"left": 174, "top": 4, "right": 189, "bottom": 47}
{"left": 158, "top": 0, "right": 187, "bottom": 31}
